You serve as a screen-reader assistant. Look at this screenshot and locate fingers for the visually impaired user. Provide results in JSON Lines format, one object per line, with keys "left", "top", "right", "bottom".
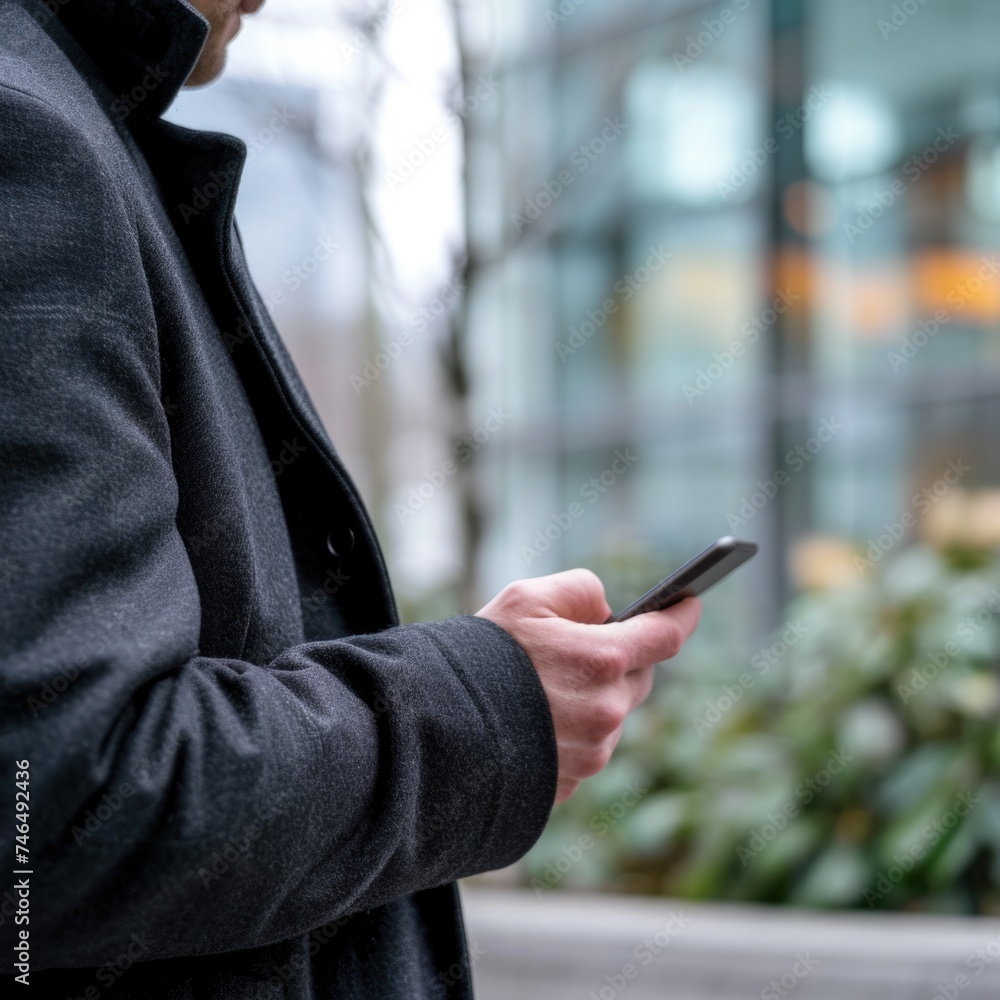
{"left": 623, "top": 663, "right": 655, "bottom": 711}
{"left": 554, "top": 777, "right": 579, "bottom": 805}
{"left": 475, "top": 572, "right": 702, "bottom": 809}
{"left": 604, "top": 596, "right": 702, "bottom": 670}
{"left": 556, "top": 717, "right": 625, "bottom": 788}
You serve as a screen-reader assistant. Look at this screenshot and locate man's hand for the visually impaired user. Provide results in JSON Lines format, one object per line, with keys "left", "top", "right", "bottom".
{"left": 476, "top": 569, "right": 701, "bottom": 805}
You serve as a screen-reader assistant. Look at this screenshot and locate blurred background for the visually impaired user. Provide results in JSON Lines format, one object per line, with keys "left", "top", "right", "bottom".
{"left": 168, "top": 0, "right": 1000, "bottom": 993}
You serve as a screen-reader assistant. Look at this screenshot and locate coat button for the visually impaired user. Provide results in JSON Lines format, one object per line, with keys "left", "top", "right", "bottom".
{"left": 326, "top": 526, "right": 355, "bottom": 559}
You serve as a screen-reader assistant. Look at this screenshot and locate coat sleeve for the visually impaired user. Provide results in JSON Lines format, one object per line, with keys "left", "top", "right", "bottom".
{"left": 0, "top": 86, "right": 558, "bottom": 969}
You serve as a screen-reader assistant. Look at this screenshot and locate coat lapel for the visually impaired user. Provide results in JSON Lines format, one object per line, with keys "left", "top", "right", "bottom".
{"left": 131, "top": 116, "right": 400, "bottom": 631}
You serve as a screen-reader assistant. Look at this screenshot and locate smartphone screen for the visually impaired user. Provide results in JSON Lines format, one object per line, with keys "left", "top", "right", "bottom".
{"left": 606, "top": 536, "right": 758, "bottom": 623}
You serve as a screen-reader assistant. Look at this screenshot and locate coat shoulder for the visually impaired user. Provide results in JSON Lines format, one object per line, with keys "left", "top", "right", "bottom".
{"left": 0, "top": 2, "right": 69, "bottom": 108}
{"left": 0, "top": 0, "right": 125, "bottom": 160}
{"left": 0, "top": 7, "right": 156, "bottom": 368}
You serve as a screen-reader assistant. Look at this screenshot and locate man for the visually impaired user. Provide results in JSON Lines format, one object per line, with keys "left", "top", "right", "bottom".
{"left": 0, "top": 0, "right": 701, "bottom": 996}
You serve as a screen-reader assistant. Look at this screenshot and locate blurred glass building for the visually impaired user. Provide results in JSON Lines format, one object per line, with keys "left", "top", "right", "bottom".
{"left": 464, "top": 0, "right": 1000, "bottom": 644}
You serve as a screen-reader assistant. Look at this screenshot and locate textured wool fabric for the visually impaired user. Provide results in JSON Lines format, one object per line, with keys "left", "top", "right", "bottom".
{"left": 0, "top": 0, "right": 559, "bottom": 995}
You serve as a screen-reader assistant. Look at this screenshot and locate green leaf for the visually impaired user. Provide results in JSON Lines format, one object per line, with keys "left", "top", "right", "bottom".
{"left": 791, "top": 843, "right": 870, "bottom": 907}
{"left": 624, "top": 792, "right": 688, "bottom": 855}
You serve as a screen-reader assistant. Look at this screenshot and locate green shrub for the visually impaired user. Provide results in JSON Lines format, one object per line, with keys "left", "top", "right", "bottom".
{"left": 523, "top": 543, "right": 1000, "bottom": 914}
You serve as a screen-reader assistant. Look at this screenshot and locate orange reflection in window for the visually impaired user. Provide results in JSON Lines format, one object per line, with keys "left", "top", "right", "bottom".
{"left": 912, "top": 249, "right": 1000, "bottom": 325}
{"left": 774, "top": 247, "right": 1000, "bottom": 341}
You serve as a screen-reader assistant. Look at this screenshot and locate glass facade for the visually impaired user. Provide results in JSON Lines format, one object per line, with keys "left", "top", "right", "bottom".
{"left": 468, "top": 0, "right": 1000, "bottom": 653}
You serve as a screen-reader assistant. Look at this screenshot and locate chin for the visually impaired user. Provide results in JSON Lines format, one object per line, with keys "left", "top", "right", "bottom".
{"left": 185, "top": 51, "right": 227, "bottom": 87}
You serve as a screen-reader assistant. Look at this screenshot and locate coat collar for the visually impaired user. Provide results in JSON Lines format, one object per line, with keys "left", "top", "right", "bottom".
{"left": 49, "top": 0, "right": 210, "bottom": 120}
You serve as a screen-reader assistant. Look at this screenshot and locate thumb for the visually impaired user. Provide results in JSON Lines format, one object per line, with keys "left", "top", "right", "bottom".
{"left": 533, "top": 568, "right": 613, "bottom": 624}
{"left": 601, "top": 596, "right": 703, "bottom": 669}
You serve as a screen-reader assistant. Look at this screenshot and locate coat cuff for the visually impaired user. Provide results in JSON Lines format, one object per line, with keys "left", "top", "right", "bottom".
{"left": 414, "top": 613, "right": 559, "bottom": 872}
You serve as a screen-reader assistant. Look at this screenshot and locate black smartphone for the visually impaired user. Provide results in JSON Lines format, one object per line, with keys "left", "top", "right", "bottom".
{"left": 605, "top": 536, "right": 758, "bottom": 623}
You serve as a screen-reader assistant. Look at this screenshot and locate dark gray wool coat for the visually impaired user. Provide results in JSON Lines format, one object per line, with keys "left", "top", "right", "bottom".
{"left": 0, "top": 0, "right": 558, "bottom": 996}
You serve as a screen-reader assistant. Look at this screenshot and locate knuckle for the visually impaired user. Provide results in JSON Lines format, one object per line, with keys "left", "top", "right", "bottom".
{"left": 589, "top": 641, "right": 628, "bottom": 678}
{"left": 501, "top": 578, "right": 533, "bottom": 609}
{"left": 583, "top": 734, "right": 619, "bottom": 776}
{"left": 590, "top": 695, "right": 627, "bottom": 738}
{"left": 556, "top": 779, "right": 580, "bottom": 804}
{"left": 567, "top": 566, "right": 606, "bottom": 606}
{"left": 657, "top": 619, "right": 684, "bottom": 660}
{"left": 577, "top": 748, "right": 606, "bottom": 779}
{"left": 589, "top": 702, "right": 617, "bottom": 738}
{"left": 634, "top": 669, "right": 655, "bottom": 706}
{"left": 575, "top": 566, "right": 603, "bottom": 591}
